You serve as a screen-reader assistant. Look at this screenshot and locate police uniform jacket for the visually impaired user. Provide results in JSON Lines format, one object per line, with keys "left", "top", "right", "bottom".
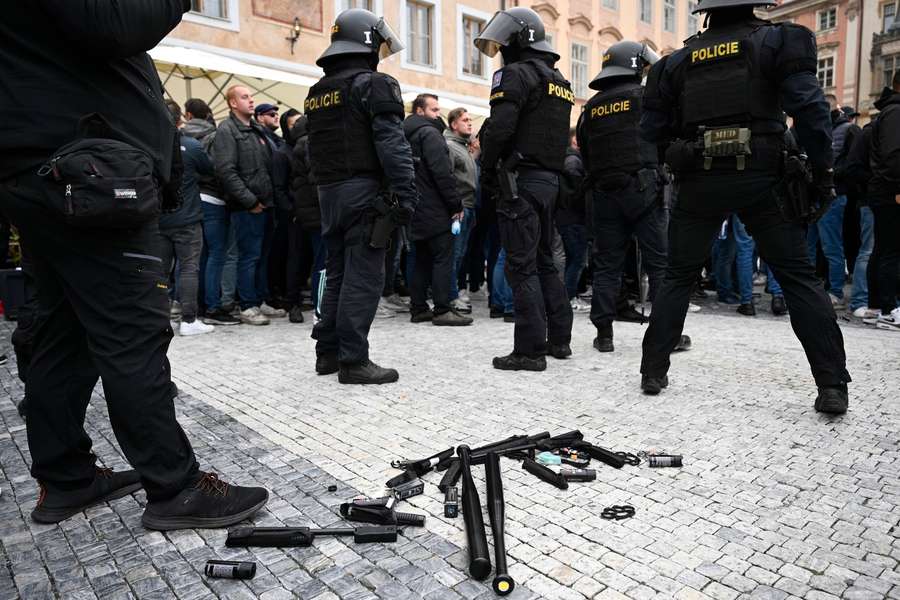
{"left": 641, "top": 16, "right": 833, "bottom": 174}
{"left": 304, "top": 56, "right": 417, "bottom": 212}
{"left": 481, "top": 50, "right": 574, "bottom": 173}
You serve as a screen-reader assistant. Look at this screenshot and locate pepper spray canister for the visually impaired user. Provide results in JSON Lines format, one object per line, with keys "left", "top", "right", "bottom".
{"left": 205, "top": 560, "right": 257, "bottom": 580}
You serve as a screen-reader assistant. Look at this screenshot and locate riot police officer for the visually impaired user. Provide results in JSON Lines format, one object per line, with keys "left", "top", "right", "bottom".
{"left": 474, "top": 7, "right": 574, "bottom": 372}
{"left": 639, "top": 0, "right": 850, "bottom": 413}
{"left": 577, "top": 41, "right": 685, "bottom": 354}
{"left": 306, "top": 9, "right": 417, "bottom": 384}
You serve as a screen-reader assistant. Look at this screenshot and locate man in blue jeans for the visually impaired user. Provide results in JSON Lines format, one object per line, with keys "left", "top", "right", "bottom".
{"left": 212, "top": 85, "right": 277, "bottom": 326}
{"left": 444, "top": 107, "right": 478, "bottom": 313}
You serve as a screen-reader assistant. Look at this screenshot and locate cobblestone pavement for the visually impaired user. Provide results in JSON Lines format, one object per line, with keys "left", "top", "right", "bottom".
{"left": 1, "top": 294, "right": 899, "bottom": 600}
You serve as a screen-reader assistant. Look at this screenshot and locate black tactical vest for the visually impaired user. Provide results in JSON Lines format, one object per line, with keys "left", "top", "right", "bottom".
{"left": 515, "top": 59, "right": 574, "bottom": 172}
{"left": 583, "top": 82, "right": 657, "bottom": 180}
{"left": 677, "top": 23, "right": 783, "bottom": 138}
{"left": 306, "top": 68, "right": 381, "bottom": 184}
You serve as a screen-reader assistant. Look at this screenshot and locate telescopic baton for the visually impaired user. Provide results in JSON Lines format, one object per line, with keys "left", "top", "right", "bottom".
{"left": 485, "top": 452, "right": 515, "bottom": 596}
{"left": 457, "top": 445, "right": 491, "bottom": 580}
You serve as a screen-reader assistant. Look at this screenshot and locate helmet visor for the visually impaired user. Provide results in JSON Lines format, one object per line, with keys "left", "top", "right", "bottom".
{"left": 473, "top": 12, "right": 523, "bottom": 57}
{"left": 375, "top": 18, "right": 404, "bottom": 59}
{"left": 641, "top": 45, "right": 660, "bottom": 68}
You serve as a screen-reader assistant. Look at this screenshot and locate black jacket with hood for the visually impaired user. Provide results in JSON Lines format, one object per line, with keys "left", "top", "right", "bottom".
{"left": 289, "top": 116, "right": 321, "bottom": 232}
{"left": 869, "top": 88, "right": 900, "bottom": 207}
{"left": 403, "top": 114, "right": 462, "bottom": 241}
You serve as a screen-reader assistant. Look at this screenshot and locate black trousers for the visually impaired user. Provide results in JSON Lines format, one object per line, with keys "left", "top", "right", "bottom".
{"left": 410, "top": 230, "right": 454, "bottom": 315}
{"left": 286, "top": 220, "right": 311, "bottom": 306}
{"left": 872, "top": 203, "right": 900, "bottom": 315}
{"left": 498, "top": 170, "right": 573, "bottom": 356}
{"left": 641, "top": 173, "right": 850, "bottom": 387}
{"left": 312, "top": 178, "right": 385, "bottom": 364}
{"left": 0, "top": 170, "right": 198, "bottom": 500}
{"left": 589, "top": 179, "right": 668, "bottom": 336}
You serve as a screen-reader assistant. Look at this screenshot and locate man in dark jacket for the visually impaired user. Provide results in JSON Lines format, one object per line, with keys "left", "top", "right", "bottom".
{"left": 213, "top": 85, "right": 285, "bottom": 325}
{"left": 870, "top": 73, "right": 900, "bottom": 330}
{"left": 0, "top": 0, "right": 267, "bottom": 529}
{"left": 162, "top": 100, "right": 215, "bottom": 336}
{"left": 404, "top": 94, "right": 473, "bottom": 326}
{"left": 288, "top": 116, "right": 324, "bottom": 322}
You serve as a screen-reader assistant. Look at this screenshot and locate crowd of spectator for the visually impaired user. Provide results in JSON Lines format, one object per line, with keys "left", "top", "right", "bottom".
{"left": 125, "top": 80, "right": 900, "bottom": 338}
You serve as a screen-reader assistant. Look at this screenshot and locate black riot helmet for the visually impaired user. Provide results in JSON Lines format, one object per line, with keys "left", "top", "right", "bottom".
{"left": 692, "top": 0, "right": 776, "bottom": 12}
{"left": 316, "top": 9, "right": 404, "bottom": 67}
{"left": 474, "top": 7, "right": 558, "bottom": 61}
{"left": 589, "top": 41, "right": 659, "bottom": 90}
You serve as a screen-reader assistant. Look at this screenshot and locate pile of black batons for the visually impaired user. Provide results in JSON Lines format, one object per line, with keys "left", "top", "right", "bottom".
{"left": 214, "top": 430, "right": 680, "bottom": 594}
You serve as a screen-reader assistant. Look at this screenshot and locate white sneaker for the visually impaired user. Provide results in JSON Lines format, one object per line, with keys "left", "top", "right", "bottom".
{"left": 851, "top": 306, "right": 878, "bottom": 319}
{"left": 570, "top": 298, "right": 591, "bottom": 312}
{"left": 240, "top": 306, "right": 270, "bottom": 326}
{"left": 752, "top": 273, "right": 767, "bottom": 286}
{"left": 381, "top": 294, "right": 410, "bottom": 313}
{"left": 180, "top": 319, "right": 215, "bottom": 336}
{"left": 828, "top": 293, "right": 846, "bottom": 309}
{"left": 457, "top": 291, "right": 471, "bottom": 304}
{"left": 451, "top": 298, "right": 472, "bottom": 313}
{"left": 876, "top": 308, "right": 900, "bottom": 331}
{"left": 688, "top": 303, "right": 702, "bottom": 313}
{"left": 375, "top": 302, "right": 396, "bottom": 319}
{"left": 260, "top": 302, "right": 287, "bottom": 318}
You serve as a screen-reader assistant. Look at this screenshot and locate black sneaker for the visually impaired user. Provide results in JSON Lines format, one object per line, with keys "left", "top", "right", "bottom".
{"left": 339, "top": 359, "right": 399, "bottom": 384}
{"left": 737, "top": 303, "right": 756, "bottom": 316}
{"left": 616, "top": 306, "right": 648, "bottom": 324}
{"left": 141, "top": 472, "right": 268, "bottom": 531}
{"left": 492, "top": 353, "right": 546, "bottom": 371}
{"left": 433, "top": 310, "right": 473, "bottom": 326}
{"left": 641, "top": 375, "right": 669, "bottom": 395}
{"left": 203, "top": 309, "right": 241, "bottom": 326}
{"left": 771, "top": 295, "right": 787, "bottom": 316}
{"left": 32, "top": 467, "right": 142, "bottom": 524}
{"left": 410, "top": 310, "right": 433, "bottom": 323}
{"left": 814, "top": 385, "right": 848, "bottom": 415}
{"left": 289, "top": 306, "right": 305, "bottom": 323}
{"left": 503, "top": 312, "right": 515, "bottom": 323}
{"left": 673, "top": 335, "right": 692, "bottom": 352}
{"left": 316, "top": 353, "right": 339, "bottom": 375}
{"left": 490, "top": 306, "right": 505, "bottom": 319}
{"left": 593, "top": 337, "right": 614, "bottom": 353}
{"left": 546, "top": 343, "right": 572, "bottom": 359}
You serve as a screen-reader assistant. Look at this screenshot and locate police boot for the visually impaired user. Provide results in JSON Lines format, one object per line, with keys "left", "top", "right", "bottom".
{"left": 814, "top": 384, "right": 848, "bottom": 415}
{"left": 593, "top": 324, "right": 614, "bottom": 352}
{"left": 673, "top": 335, "right": 692, "bottom": 352}
{"left": 492, "top": 353, "right": 547, "bottom": 372}
{"left": 316, "top": 353, "right": 339, "bottom": 375}
{"left": 640, "top": 375, "right": 668, "bottom": 395}
{"left": 339, "top": 359, "right": 399, "bottom": 384}
{"left": 771, "top": 295, "right": 787, "bottom": 316}
{"left": 546, "top": 343, "right": 572, "bottom": 359}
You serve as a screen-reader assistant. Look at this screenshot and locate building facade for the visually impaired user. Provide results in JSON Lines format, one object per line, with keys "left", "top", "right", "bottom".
{"left": 155, "top": 0, "right": 689, "bottom": 123}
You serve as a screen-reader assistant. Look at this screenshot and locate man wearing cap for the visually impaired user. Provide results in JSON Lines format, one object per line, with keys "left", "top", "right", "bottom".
{"left": 254, "top": 103, "right": 282, "bottom": 149}
{"left": 306, "top": 9, "right": 417, "bottom": 384}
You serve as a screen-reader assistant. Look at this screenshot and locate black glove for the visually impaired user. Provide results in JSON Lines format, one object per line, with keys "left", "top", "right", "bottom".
{"left": 390, "top": 205, "right": 413, "bottom": 226}
{"left": 809, "top": 166, "right": 836, "bottom": 223}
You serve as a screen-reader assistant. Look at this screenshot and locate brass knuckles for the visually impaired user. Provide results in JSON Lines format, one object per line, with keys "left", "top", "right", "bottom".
{"left": 601, "top": 505, "right": 636, "bottom": 520}
{"left": 614, "top": 452, "right": 641, "bottom": 466}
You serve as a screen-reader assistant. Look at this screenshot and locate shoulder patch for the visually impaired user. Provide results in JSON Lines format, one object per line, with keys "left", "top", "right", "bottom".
{"left": 492, "top": 70, "right": 503, "bottom": 89}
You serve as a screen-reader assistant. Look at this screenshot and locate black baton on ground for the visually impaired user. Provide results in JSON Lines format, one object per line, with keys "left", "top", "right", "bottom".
{"left": 457, "top": 445, "right": 491, "bottom": 580}
{"left": 485, "top": 452, "right": 515, "bottom": 596}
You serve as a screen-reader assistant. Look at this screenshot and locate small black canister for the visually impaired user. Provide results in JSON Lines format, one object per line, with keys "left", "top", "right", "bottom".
{"left": 205, "top": 560, "right": 257, "bottom": 580}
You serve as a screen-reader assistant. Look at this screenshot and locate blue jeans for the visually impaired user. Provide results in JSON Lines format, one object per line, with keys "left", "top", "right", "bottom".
{"left": 491, "top": 248, "right": 514, "bottom": 313}
{"left": 232, "top": 210, "right": 266, "bottom": 310}
{"left": 450, "top": 207, "right": 475, "bottom": 299}
{"left": 557, "top": 223, "right": 587, "bottom": 300}
{"left": 849, "top": 206, "right": 874, "bottom": 310}
{"left": 201, "top": 202, "right": 229, "bottom": 311}
{"left": 731, "top": 215, "right": 755, "bottom": 304}
{"left": 221, "top": 218, "right": 238, "bottom": 305}
{"left": 807, "top": 194, "right": 847, "bottom": 298}
{"left": 256, "top": 208, "right": 274, "bottom": 302}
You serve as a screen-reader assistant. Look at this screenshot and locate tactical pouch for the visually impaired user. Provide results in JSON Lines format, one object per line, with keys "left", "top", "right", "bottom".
{"left": 701, "top": 126, "right": 752, "bottom": 171}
